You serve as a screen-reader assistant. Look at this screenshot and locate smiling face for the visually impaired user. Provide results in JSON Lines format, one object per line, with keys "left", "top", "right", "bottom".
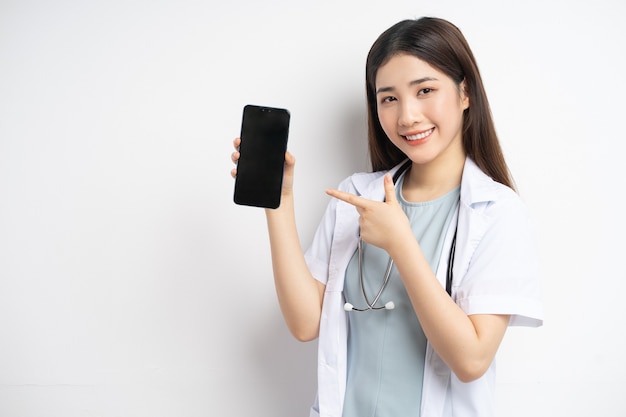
{"left": 375, "top": 53, "right": 469, "bottom": 168}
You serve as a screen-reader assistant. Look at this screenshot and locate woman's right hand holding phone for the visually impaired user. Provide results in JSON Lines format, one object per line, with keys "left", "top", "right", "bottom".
{"left": 231, "top": 137, "right": 296, "bottom": 202}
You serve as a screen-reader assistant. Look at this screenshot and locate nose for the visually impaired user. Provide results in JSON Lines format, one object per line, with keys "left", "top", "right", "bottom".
{"left": 398, "top": 100, "right": 421, "bottom": 128}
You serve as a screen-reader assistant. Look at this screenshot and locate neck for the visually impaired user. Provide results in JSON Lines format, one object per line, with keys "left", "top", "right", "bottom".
{"left": 402, "top": 152, "right": 465, "bottom": 203}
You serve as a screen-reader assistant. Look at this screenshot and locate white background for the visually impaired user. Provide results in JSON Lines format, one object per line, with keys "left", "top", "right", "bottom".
{"left": 1, "top": 0, "right": 625, "bottom": 416}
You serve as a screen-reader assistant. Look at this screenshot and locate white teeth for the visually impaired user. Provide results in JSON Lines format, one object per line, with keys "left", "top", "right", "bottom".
{"left": 405, "top": 128, "right": 434, "bottom": 141}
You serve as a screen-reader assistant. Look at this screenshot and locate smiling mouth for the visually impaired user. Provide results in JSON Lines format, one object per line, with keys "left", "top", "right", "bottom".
{"left": 404, "top": 128, "right": 434, "bottom": 141}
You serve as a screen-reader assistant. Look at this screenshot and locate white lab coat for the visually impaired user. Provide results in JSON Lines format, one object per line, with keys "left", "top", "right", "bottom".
{"left": 304, "top": 157, "right": 543, "bottom": 417}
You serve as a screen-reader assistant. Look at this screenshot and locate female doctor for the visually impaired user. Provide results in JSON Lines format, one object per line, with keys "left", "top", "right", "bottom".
{"left": 231, "top": 17, "right": 543, "bottom": 417}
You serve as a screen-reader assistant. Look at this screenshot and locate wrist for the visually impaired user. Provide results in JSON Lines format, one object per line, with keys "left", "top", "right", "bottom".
{"left": 388, "top": 229, "right": 420, "bottom": 262}
{"left": 266, "top": 194, "right": 294, "bottom": 215}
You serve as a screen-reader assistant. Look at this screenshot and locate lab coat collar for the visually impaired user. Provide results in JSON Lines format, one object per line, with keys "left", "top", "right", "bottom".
{"left": 348, "top": 162, "right": 409, "bottom": 201}
{"left": 459, "top": 157, "right": 501, "bottom": 207}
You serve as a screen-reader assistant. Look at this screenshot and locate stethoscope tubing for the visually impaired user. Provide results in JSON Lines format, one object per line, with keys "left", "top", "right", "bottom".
{"left": 344, "top": 160, "right": 456, "bottom": 312}
{"left": 349, "top": 238, "right": 395, "bottom": 311}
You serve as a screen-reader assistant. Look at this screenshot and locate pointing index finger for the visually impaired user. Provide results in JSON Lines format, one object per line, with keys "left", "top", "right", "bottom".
{"left": 325, "top": 188, "right": 370, "bottom": 209}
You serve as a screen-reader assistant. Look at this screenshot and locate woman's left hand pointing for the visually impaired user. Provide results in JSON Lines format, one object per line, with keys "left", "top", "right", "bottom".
{"left": 325, "top": 174, "right": 413, "bottom": 252}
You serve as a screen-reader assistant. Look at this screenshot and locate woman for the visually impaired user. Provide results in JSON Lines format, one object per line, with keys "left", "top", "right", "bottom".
{"left": 231, "top": 17, "right": 543, "bottom": 417}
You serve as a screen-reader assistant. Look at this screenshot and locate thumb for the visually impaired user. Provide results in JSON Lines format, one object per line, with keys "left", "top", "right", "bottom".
{"left": 383, "top": 173, "right": 397, "bottom": 204}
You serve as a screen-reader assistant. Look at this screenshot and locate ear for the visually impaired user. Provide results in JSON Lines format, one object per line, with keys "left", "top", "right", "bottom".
{"left": 460, "top": 79, "right": 470, "bottom": 110}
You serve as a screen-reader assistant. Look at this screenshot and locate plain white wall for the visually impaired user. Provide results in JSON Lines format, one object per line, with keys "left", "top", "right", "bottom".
{"left": 1, "top": 0, "right": 625, "bottom": 416}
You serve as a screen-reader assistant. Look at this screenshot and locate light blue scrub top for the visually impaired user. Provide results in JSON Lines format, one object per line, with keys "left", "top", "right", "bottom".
{"left": 342, "top": 175, "right": 460, "bottom": 417}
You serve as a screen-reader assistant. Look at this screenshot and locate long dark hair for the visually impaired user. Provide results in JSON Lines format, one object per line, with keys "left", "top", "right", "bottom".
{"left": 365, "top": 17, "right": 514, "bottom": 190}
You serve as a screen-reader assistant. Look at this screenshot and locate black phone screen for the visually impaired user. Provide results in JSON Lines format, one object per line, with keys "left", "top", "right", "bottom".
{"left": 233, "top": 105, "right": 290, "bottom": 209}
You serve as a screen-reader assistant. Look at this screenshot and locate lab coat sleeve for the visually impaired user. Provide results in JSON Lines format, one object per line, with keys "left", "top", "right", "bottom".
{"left": 304, "top": 205, "right": 334, "bottom": 285}
{"left": 455, "top": 191, "right": 544, "bottom": 327}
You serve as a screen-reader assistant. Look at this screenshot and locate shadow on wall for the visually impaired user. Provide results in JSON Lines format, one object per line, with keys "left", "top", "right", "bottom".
{"left": 247, "top": 309, "right": 318, "bottom": 415}
{"left": 337, "top": 99, "right": 371, "bottom": 176}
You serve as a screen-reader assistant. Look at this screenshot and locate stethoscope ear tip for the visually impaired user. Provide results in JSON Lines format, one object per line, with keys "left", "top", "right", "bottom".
{"left": 344, "top": 303, "right": 354, "bottom": 311}
{"left": 384, "top": 301, "right": 395, "bottom": 310}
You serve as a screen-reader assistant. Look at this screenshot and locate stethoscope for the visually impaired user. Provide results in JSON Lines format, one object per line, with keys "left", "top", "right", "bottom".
{"left": 343, "top": 160, "right": 458, "bottom": 312}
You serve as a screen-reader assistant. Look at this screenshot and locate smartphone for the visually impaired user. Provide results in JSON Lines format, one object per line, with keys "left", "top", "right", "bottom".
{"left": 233, "top": 104, "right": 290, "bottom": 209}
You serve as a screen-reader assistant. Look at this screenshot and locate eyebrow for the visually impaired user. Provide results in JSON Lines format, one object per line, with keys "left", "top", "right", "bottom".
{"left": 376, "top": 77, "right": 439, "bottom": 94}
